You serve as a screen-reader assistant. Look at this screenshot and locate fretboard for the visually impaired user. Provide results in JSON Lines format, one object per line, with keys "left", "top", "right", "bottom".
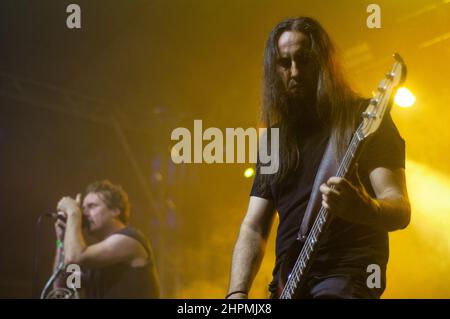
{"left": 280, "top": 124, "right": 365, "bottom": 299}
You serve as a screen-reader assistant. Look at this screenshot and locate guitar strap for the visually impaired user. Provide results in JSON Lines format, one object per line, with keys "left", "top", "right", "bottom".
{"left": 297, "top": 137, "right": 339, "bottom": 241}
{"left": 297, "top": 98, "right": 370, "bottom": 241}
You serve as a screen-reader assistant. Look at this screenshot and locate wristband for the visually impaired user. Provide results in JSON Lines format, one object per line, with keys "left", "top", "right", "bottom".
{"left": 225, "top": 290, "right": 248, "bottom": 299}
{"left": 56, "top": 239, "right": 63, "bottom": 249}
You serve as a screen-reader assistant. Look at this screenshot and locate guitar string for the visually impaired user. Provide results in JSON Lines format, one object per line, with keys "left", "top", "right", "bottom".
{"left": 281, "top": 123, "right": 363, "bottom": 298}
{"left": 282, "top": 129, "right": 360, "bottom": 297}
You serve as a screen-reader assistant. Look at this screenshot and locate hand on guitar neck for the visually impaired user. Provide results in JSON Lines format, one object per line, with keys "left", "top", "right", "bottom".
{"left": 319, "top": 164, "right": 379, "bottom": 226}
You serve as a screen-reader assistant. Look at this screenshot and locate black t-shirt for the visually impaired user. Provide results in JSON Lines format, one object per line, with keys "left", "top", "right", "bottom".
{"left": 250, "top": 111, "right": 405, "bottom": 291}
{"left": 85, "top": 226, "right": 160, "bottom": 299}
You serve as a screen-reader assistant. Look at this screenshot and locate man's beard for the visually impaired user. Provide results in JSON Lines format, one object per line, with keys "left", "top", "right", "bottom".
{"left": 281, "top": 90, "right": 321, "bottom": 137}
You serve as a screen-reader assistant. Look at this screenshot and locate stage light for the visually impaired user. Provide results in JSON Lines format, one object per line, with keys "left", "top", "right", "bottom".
{"left": 394, "top": 87, "right": 415, "bottom": 108}
{"left": 244, "top": 167, "right": 255, "bottom": 178}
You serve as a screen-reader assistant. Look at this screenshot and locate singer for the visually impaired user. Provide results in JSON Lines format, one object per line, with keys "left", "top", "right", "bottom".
{"left": 53, "top": 180, "right": 160, "bottom": 298}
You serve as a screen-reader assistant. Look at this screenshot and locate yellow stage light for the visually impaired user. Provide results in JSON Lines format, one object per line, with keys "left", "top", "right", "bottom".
{"left": 244, "top": 167, "right": 255, "bottom": 178}
{"left": 394, "top": 87, "right": 415, "bottom": 108}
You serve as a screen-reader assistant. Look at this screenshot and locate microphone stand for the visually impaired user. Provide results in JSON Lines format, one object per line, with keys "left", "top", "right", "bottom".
{"left": 40, "top": 246, "right": 79, "bottom": 299}
{"left": 37, "top": 211, "right": 87, "bottom": 298}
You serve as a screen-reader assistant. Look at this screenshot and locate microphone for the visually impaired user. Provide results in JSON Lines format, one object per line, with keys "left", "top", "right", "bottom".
{"left": 46, "top": 212, "right": 90, "bottom": 228}
{"left": 46, "top": 212, "right": 66, "bottom": 221}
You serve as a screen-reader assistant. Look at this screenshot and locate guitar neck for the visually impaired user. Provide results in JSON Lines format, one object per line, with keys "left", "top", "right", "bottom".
{"left": 280, "top": 123, "right": 365, "bottom": 299}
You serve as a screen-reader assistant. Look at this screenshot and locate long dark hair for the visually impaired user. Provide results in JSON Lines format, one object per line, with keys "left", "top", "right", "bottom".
{"left": 261, "top": 17, "right": 360, "bottom": 186}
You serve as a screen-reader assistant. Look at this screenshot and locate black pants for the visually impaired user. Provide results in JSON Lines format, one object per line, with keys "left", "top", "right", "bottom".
{"left": 270, "top": 274, "right": 383, "bottom": 299}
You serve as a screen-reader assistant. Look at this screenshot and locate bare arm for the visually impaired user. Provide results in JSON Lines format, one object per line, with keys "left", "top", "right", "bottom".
{"left": 227, "top": 196, "right": 275, "bottom": 299}
{"left": 367, "top": 167, "right": 411, "bottom": 231}
{"left": 321, "top": 167, "right": 411, "bottom": 232}
{"left": 65, "top": 233, "right": 147, "bottom": 269}
{"left": 63, "top": 210, "right": 87, "bottom": 266}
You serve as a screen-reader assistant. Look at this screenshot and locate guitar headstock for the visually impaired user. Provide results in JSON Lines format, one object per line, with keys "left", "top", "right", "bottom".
{"left": 359, "top": 53, "right": 407, "bottom": 139}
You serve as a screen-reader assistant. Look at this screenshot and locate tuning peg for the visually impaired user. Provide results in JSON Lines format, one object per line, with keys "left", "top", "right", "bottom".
{"left": 385, "top": 72, "right": 395, "bottom": 79}
{"left": 378, "top": 84, "right": 387, "bottom": 92}
{"left": 369, "top": 98, "right": 379, "bottom": 105}
{"left": 362, "top": 111, "right": 377, "bottom": 119}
